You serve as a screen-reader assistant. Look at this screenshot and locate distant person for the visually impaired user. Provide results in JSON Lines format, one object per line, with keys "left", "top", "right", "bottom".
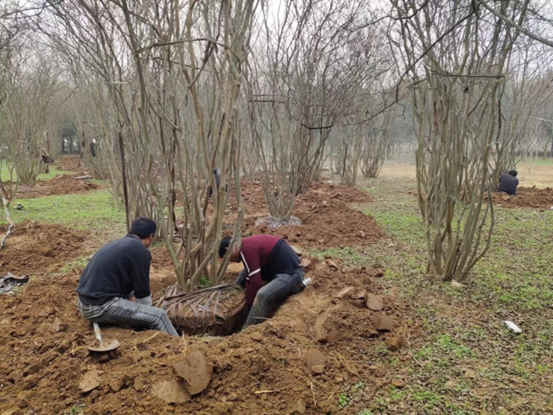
{"left": 208, "top": 168, "right": 227, "bottom": 197}
{"left": 219, "top": 235, "right": 305, "bottom": 328}
{"left": 77, "top": 217, "right": 178, "bottom": 336}
{"left": 498, "top": 170, "right": 519, "bottom": 196}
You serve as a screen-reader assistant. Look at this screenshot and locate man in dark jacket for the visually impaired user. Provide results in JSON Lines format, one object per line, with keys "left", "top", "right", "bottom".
{"left": 219, "top": 235, "right": 305, "bottom": 328}
{"left": 77, "top": 217, "right": 178, "bottom": 336}
{"left": 498, "top": 170, "right": 519, "bottom": 195}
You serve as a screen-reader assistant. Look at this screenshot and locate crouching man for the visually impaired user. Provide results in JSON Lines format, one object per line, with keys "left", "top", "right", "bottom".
{"left": 77, "top": 217, "right": 178, "bottom": 337}
{"left": 219, "top": 235, "right": 305, "bottom": 328}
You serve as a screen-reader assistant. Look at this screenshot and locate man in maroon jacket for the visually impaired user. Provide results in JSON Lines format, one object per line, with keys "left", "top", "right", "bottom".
{"left": 219, "top": 235, "right": 305, "bottom": 328}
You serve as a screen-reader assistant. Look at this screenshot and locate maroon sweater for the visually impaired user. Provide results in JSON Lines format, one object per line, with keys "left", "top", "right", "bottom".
{"left": 239, "top": 235, "right": 301, "bottom": 307}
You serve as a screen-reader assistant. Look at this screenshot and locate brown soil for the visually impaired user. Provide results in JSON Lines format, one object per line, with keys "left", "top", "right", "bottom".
{"left": 0, "top": 221, "right": 85, "bottom": 275}
{"left": 54, "top": 156, "right": 89, "bottom": 175}
{"left": 0, "top": 181, "right": 407, "bottom": 414}
{"left": 16, "top": 174, "right": 103, "bottom": 199}
{"left": 0, "top": 251, "right": 407, "bottom": 415}
{"left": 492, "top": 186, "right": 553, "bottom": 209}
{"left": 233, "top": 181, "right": 384, "bottom": 248}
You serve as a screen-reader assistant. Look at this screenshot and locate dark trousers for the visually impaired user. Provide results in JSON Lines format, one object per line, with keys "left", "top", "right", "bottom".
{"left": 235, "top": 267, "right": 305, "bottom": 328}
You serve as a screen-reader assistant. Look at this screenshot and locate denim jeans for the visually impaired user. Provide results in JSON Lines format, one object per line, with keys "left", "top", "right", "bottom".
{"left": 78, "top": 296, "right": 179, "bottom": 337}
{"left": 236, "top": 267, "right": 305, "bottom": 328}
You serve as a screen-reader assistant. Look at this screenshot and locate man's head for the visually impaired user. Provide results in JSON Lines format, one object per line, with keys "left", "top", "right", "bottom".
{"left": 129, "top": 217, "right": 157, "bottom": 248}
{"left": 508, "top": 170, "right": 518, "bottom": 177}
{"left": 219, "top": 237, "right": 241, "bottom": 262}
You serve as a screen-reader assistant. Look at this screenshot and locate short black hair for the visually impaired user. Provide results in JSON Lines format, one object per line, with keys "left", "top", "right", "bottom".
{"left": 219, "top": 236, "right": 232, "bottom": 258}
{"left": 508, "top": 170, "right": 518, "bottom": 177}
{"left": 129, "top": 217, "right": 157, "bottom": 239}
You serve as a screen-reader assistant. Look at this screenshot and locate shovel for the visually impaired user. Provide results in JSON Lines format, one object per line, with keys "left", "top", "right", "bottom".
{"left": 87, "top": 322, "right": 120, "bottom": 353}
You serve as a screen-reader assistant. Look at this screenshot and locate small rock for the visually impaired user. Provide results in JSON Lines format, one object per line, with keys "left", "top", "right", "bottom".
{"left": 359, "top": 231, "right": 366, "bottom": 238}
{"left": 251, "top": 332, "right": 264, "bottom": 342}
{"left": 365, "top": 294, "right": 384, "bottom": 311}
{"left": 173, "top": 350, "right": 212, "bottom": 395}
{"left": 327, "top": 328, "right": 343, "bottom": 343}
{"left": 375, "top": 315, "right": 395, "bottom": 332}
{"left": 79, "top": 370, "right": 102, "bottom": 393}
{"left": 305, "top": 349, "right": 326, "bottom": 375}
{"left": 451, "top": 280, "right": 464, "bottom": 288}
{"left": 109, "top": 378, "right": 124, "bottom": 393}
{"left": 291, "top": 246, "right": 303, "bottom": 257}
{"left": 326, "top": 260, "right": 339, "bottom": 270}
{"left": 322, "top": 201, "right": 329, "bottom": 207}
{"left": 227, "top": 392, "right": 238, "bottom": 401}
{"left": 133, "top": 376, "right": 145, "bottom": 391}
{"left": 335, "top": 287, "right": 355, "bottom": 299}
{"left": 314, "top": 312, "right": 332, "bottom": 343}
{"left": 354, "top": 289, "right": 367, "bottom": 300}
{"left": 51, "top": 318, "right": 63, "bottom": 333}
{"left": 392, "top": 380, "right": 406, "bottom": 388}
{"left": 301, "top": 258, "right": 312, "bottom": 269}
{"left": 151, "top": 380, "right": 190, "bottom": 404}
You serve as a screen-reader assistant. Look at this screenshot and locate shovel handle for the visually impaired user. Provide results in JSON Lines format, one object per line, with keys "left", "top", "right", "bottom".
{"left": 93, "top": 322, "right": 104, "bottom": 348}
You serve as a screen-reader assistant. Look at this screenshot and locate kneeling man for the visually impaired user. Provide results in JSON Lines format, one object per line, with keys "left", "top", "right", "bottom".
{"left": 77, "top": 217, "right": 178, "bottom": 336}
{"left": 219, "top": 235, "right": 305, "bottom": 328}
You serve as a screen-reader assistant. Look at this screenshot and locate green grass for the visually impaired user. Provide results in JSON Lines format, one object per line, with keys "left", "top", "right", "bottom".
{"left": 309, "top": 246, "right": 368, "bottom": 266}
{"left": 0, "top": 189, "right": 126, "bottom": 235}
{"left": 0, "top": 162, "right": 71, "bottom": 181}
{"left": 316, "top": 174, "right": 553, "bottom": 414}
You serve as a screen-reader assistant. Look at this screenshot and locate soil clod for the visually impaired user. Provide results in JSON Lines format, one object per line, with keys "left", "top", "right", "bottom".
{"left": 173, "top": 350, "right": 212, "bottom": 395}
{"left": 151, "top": 380, "right": 190, "bottom": 404}
{"left": 375, "top": 314, "right": 395, "bottom": 332}
{"left": 365, "top": 294, "right": 384, "bottom": 311}
{"left": 305, "top": 349, "right": 326, "bottom": 375}
{"left": 79, "top": 370, "right": 102, "bottom": 394}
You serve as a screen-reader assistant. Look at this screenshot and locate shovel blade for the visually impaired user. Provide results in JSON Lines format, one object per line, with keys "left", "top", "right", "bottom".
{"left": 87, "top": 339, "right": 120, "bottom": 353}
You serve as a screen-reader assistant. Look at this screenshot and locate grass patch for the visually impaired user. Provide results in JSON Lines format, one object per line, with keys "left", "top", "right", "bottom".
{"left": 309, "top": 246, "right": 368, "bottom": 266}
{"left": 1, "top": 189, "right": 125, "bottom": 234}
{"left": 352, "top": 171, "right": 553, "bottom": 413}
{"left": 1, "top": 162, "right": 72, "bottom": 181}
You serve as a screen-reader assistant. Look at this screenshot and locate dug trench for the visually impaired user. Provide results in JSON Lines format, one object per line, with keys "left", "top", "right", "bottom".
{"left": 0, "top": 182, "right": 417, "bottom": 414}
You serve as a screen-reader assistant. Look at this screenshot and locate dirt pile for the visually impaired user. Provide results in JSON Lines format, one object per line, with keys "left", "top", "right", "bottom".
{"left": 0, "top": 254, "right": 410, "bottom": 415}
{"left": 492, "top": 187, "right": 553, "bottom": 209}
{"left": 235, "top": 181, "right": 383, "bottom": 248}
{"left": 0, "top": 221, "right": 85, "bottom": 275}
{"left": 55, "top": 156, "right": 88, "bottom": 175}
{"left": 16, "top": 174, "right": 103, "bottom": 199}
{"left": 0, "top": 179, "right": 406, "bottom": 414}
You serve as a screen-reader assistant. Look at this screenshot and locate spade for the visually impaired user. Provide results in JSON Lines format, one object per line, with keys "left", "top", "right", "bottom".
{"left": 87, "top": 322, "right": 120, "bottom": 353}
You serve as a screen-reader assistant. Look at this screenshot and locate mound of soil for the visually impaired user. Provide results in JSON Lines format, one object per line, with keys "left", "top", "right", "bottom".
{"left": 16, "top": 174, "right": 103, "bottom": 199}
{"left": 0, "top": 252, "right": 409, "bottom": 415}
{"left": 492, "top": 187, "right": 553, "bottom": 209}
{"left": 236, "top": 181, "right": 383, "bottom": 248}
{"left": 0, "top": 179, "right": 401, "bottom": 414}
{"left": 55, "top": 156, "right": 88, "bottom": 174}
{"left": 0, "top": 221, "right": 85, "bottom": 275}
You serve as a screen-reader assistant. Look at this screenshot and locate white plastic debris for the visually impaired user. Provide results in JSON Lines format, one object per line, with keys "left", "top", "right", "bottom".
{"left": 302, "top": 277, "right": 312, "bottom": 287}
{"left": 504, "top": 321, "right": 522, "bottom": 334}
